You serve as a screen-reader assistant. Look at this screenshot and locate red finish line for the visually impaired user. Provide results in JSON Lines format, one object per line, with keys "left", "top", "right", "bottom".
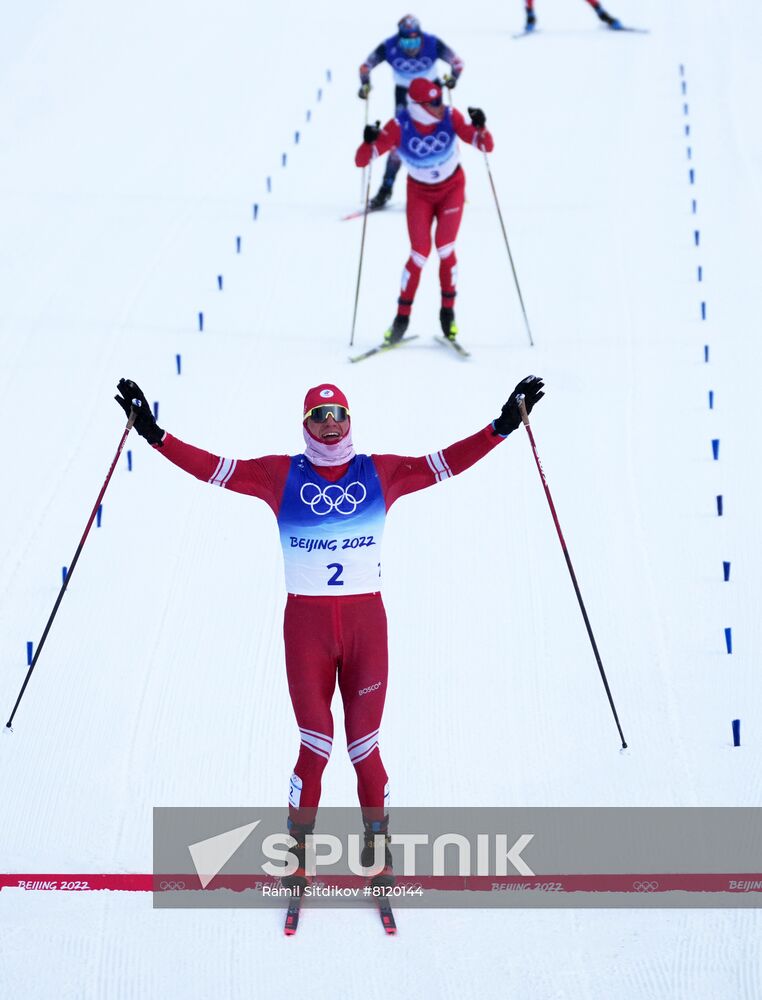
{"left": 2, "top": 874, "right": 762, "bottom": 893}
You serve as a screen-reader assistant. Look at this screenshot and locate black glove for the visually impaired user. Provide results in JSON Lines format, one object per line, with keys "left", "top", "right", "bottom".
{"left": 363, "top": 121, "right": 381, "bottom": 144}
{"left": 468, "top": 107, "right": 486, "bottom": 128}
{"left": 115, "top": 378, "right": 165, "bottom": 446}
{"left": 493, "top": 375, "right": 545, "bottom": 436}
{"left": 358, "top": 82, "right": 371, "bottom": 99}
{"left": 443, "top": 74, "right": 457, "bottom": 89}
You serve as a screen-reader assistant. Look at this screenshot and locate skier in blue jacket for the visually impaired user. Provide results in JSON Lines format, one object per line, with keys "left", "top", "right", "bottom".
{"left": 358, "top": 14, "right": 464, "bottom": 210}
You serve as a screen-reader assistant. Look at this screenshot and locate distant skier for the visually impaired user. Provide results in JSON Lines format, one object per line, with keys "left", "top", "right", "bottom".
{"left": 355, "top": 77, "right": 493, "bottom": 346}
{"left": 524, "top": 0, "right": 622, "bottom": 32}
{"left": 114, "top": 374, "right": 545, "bottom": 887}
{"left": 358, "top": 14, "right": 464, "bottom": 210}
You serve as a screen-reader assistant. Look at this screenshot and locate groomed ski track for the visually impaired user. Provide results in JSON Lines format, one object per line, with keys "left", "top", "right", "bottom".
{"left": 2, "top": 0, "right": 762, "bottom": 996}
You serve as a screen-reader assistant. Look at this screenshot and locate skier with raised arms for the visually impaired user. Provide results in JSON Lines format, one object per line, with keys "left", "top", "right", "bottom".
{"left": 114, "top": 374, "right": 545, "bottom": 892}
{"left": 358, "top": 14, "right": 464, "bottom": 210}
{"left": 356, "top": 77, "right": 493, "bottom": 347}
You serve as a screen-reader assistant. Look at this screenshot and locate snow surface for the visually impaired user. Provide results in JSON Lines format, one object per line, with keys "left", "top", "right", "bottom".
{"left": 2, "top": 0, "right": 762, "bottom": 995}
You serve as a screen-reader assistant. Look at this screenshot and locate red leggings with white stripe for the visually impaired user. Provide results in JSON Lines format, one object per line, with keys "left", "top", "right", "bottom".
{"left": 284, "top": 593, "right": 389, "bottom": 826}
{"left": 398, "top": 166, "right": 466, "bottom": 316}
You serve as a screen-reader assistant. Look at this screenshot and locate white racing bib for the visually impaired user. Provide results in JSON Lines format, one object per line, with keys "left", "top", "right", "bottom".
{"left": 277, "top": 455, "right": 386, "bottom": 596}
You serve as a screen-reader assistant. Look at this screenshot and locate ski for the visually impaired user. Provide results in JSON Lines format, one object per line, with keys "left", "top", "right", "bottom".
{"left": 341, "top": 203, "right": 397, "bottom": 222}
{"left": 434, "top": 336, "right": 471, "bottom": 359}
{"left": 283, "top": 887, "right": 304, "bottom": 935}
{"left": 349, "top": 335, "right": 419, "bottom": 364}
{"left": 513, "top": 25, "right": 648, "bottom": 38}
{"left": 377, "top": 896, "right": 397, "bottom": 934}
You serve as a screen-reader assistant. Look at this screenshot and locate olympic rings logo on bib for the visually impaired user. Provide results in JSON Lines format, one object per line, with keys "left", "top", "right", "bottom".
{"left": 392, "top": 56, "right": 434, "bottom": 73}
{"left": 408, "top": 131, "right": 451, "bottom": 157}
{"left": 300, "top": 481, "right": 367, "bottom": 516}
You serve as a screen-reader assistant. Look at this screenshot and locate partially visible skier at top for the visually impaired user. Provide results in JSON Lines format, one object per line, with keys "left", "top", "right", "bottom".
{"left": 524, "top": 0, "right": 622, "bottom": 32}
{"left": 358, "top": 14, "right": 464, "bottom": 210}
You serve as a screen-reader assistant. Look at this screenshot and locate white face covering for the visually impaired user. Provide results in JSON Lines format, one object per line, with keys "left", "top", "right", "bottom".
{"left": 408, "top": 102, "right": 442, "bottom": 126}
{"left": 303, "top": 424, "right": 356, "bottom": 467}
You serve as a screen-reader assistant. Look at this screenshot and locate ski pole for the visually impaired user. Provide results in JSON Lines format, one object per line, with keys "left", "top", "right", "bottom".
{"left": 4, "top": 410, "right": 137, "bottom": 732}
{"left": 349, "top": 161, "right": 373, "bottom": 347}
{"left": 483, "top": 152, "right": 534, "bottom": 347}
{"left": 360, "top": 99, "right": 369, "bottom": 204}
{"left": 517, "top": 397, "right": 628, "bottom": 749}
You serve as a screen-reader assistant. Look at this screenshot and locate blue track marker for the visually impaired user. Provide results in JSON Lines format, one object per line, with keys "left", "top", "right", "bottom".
{"left": 326, "top": 69, "right": 332, "bottom": 82}
{"left": 725, "top": 627, "right": 733, "bottom": 654}
{"left": 732, "top": 719, "right": 741, "bottom": 747}
{"left": 723, "top": 561, "right": 731, "bottom": 582}
{"left": 317, "top": 88, "right": 322, "bottom": 101}
{"left": 97, "top": 504, "right": 103, "bottom": 528}
{"left": 685, "top": 124, "right": 690, "bottom": 137}
{"left": 704, "top": 344, "right": 709, "bottom": 362}
{"left": 306, "top": 109, "right": 311, "bottom": 122}
{"left": 127, "top": 449, "right": 132, "bottom": 471}
{"left": 698, "top": 265, "right": 703, "bottom": 282}
{"left": 26, "top": 642, "right": 33, "bottom": 666}
{"left": 679, "top": 64, "right": 684, "bottom": 76}
{"left": 62, "top": 566, "right": 68, "bottom": 583}
{"left": 681, "top": 81, "right": 687, "bottom": 95}
{"left": 683, "top": 102, "right": 689, "bottom": 115}
{"left": 694, "top": 230, "right": 700, "bottom": 247}
{"left": 687, "top": 147, "right": 692, "bottom": 160}
{"left": 692, "top": 199, "right": 697, "bottom": 214}
{"left": 701, "top": 301, "right": 706, "bottom": 320}
{"left": 716, "top": 495, "right": 723, "bottom": 516}
{"left": 689, "top": 168, "right": 695, "bottom": 184}
{"left": 176, "top": 354, "right": 182, "bottom": 375}
{"left": 236, "top": 236, "right": 241, "bottom": 253}
{"left": 267, "top": 176, "right": 271, "bottom": 192}
{"left": 198, "top": 311, "right": 204, "bottom": 331}
{"left": 253, "top": 203, "right": 259, "bottom": 220}
{"left": 712, "top": 439, "right": 719, "bottom": 460}
{"left": 282, "top": 153, "right": 287, "bottom": 167}
{"left": 295, "top": 130, "right": 300, "bottom": 144}
{"left": 708, "top": 390, "right": 714, "bottom": 409}
{"left": 217, "top": 275, "right": 223, "bottom": 290}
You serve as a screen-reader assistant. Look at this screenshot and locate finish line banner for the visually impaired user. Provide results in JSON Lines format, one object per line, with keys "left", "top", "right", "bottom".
{"left": 151, "top": 807, "right": 762, "bottom": 909}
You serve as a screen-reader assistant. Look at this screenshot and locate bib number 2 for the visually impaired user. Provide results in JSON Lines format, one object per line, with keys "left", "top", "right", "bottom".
{"left": 326, "top": 563, "right": 344, "bottom": 586}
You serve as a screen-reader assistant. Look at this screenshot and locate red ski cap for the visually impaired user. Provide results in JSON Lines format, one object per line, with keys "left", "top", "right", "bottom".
{"left": 303, "top": 384, "right": 350, "bottom": 420}
{"left": 408, "top": 77, "right": 442, "bottom": 105}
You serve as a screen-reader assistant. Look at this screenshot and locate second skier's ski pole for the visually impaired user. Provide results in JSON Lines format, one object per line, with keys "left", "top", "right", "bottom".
{"left": 349, "top": 158, "right": 373, "bottom": 347}
{"left": 518, "top": 396, "right": 627, "bottom": 749}
{"left": 360, "top": 99, "right": 369, "bottom": 204}
{"left": 483, "top": 151, "right": 534, "bottom": 347}
{"left": 5, "top": 409, "right": 136, "bottom": 732}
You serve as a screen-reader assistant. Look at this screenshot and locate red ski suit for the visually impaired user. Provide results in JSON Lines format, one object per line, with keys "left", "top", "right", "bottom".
{"left": 355, "top": 109, "right": 494, "bottom": 315}
{"left": 156, "top": 425, "right": 504, "bottom": 823}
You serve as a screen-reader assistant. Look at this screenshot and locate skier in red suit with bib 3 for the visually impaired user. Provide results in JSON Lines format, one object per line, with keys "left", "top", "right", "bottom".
{"left": 356, "top": 76, "right": 493, "bottom": 347}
